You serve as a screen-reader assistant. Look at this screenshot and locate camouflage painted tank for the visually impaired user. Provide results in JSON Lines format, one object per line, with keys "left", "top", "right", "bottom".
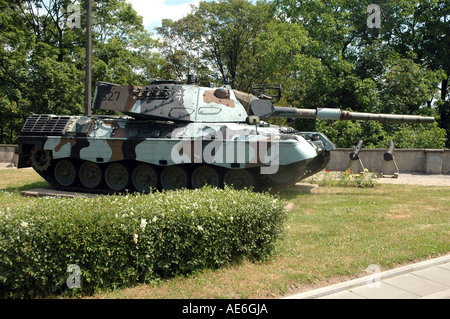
{"left": 16, "top": 79, "right": 435, "bottom": 193}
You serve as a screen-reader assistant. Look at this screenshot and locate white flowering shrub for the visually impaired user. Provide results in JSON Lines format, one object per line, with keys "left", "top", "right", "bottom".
{"left": 0, "top": 186, "right": 286, "bottom": 298}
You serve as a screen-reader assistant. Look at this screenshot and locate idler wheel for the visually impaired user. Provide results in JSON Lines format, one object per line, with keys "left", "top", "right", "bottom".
{"left": 224, "top": 169, "right": 256, "bottom": 190}
{"left": 191, "top": 165, "right": 221, "bottom": 189}
{"left": 54, "top": 160, "right": 77, "bottom": 187}
{"left": 30, "top": 149, "right": 52, "bottom": 172}
{"left": 79, "top": 162, "right": 103, "bottom": 189}
{"left": 105, "top": 163, "right": 130, "bottom": 192}
{"left": 160, "top": 166, "right": 188, "bottom": 190}
{"left": 132, "top": 164, "right": 159, "bottom": 193}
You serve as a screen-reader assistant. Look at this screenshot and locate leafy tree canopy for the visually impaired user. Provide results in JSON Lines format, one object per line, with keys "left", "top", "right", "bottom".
{"left": 1, "top": 0, "right": 448, "bottom": 148}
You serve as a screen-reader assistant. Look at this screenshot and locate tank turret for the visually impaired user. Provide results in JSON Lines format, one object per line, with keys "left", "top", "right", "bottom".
{"left": 16, "top": 80, "right": 435, "bottom": 193}
{"left": 93, "top": 81, "right": 434, "bottom": 124}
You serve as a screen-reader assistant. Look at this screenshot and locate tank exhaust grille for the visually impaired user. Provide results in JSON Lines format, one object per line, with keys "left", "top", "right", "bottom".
{"left": 20, "top": 115, "right": 71, "bottom": 136}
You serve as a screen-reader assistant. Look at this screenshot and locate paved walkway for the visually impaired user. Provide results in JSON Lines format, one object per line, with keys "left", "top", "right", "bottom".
{"left": 284, "top": 254, "right": 450, "bottom": 299}
{"left": 378, "top": 173, "right": 450, "bottom": 187}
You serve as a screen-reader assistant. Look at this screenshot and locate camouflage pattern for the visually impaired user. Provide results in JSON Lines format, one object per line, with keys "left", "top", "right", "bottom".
{"left": 16, "top": 80, "right": 434, "bottom": 193}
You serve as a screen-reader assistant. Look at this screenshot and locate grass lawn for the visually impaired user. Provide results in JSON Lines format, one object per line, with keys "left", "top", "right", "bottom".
{"left": 1, "top": 168, "right": 449, "bottom": 299}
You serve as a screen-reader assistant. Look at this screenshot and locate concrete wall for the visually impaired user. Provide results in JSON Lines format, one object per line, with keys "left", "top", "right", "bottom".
{"left": 0, "top": 144, "right": 18, "bottom": 166}
{"left": 1, "top": 144, "right": 449, "bottom": 174}
{"left": 327, "top": 148, "right": 450, "bottom": 174}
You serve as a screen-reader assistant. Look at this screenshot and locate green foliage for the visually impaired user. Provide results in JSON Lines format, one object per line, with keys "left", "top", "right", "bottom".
{"left": 315, "top": 119, "right": 390, "bottom": 149}
{"left": 0, "top": 187, "right": 286, "bottom": 298}
{"left": 378, "top": 56, "right": 446, "bottom": 115}
{"left": 392, "top": 122, "right": 448, "bottom": 149}
{"left": 1, "top": 0, "right": 449, "bottom": 146}
{"left": 271, "top": 0, "right": 448, "bottom": 146}
{"left": 156, "top": 0, "right": 274, "bottom": 89}
{"left": 0, "top": 0, "right": 165, "bottom": 144}
{"left": 314, "top": 118, "right": 447, "bottom": 149}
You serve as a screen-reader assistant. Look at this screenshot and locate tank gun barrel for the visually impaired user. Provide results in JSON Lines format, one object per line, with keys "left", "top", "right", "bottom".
{"left": 271, "top": 107, "right": 435, "bottom": 124}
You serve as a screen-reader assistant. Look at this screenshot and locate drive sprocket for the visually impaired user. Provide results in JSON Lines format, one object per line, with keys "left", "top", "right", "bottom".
{"left": 30, "top": 149, "right": 52, "bottom": 172}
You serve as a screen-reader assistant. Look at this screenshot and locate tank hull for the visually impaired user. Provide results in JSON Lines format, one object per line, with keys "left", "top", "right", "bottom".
{"left": 17, "top": 114, "right": 334, "bottom": 193}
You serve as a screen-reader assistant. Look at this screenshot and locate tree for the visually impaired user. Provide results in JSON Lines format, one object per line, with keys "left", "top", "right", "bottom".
{"left": 156, "top": 0, "right": 274, "bottom": 90}
{"left": 271, "top": 0, "right": 447, "bottom": 147}
{"left": 393, "top": 122, "right": 447, "bottom": 149}
{"left": 0, "top": 0, "right": 38, "bottom": 143}
{"left": 0, "top": 0, "right": 165, "bottom": 144}
{"left": 414, "top": 0, "right": 450, "bottom": 144}
{"left": 91, "top": 0, "right": 163, "bottom": 85}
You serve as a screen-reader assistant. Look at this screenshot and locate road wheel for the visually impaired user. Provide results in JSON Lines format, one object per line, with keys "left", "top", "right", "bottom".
{"left": 191, "top": 165, "right": 221, "bottom": 189}
{"left": 54, "top": 159, "right": 77, "bottom": 187}
{"left": 105, "top": 163, "right": 130, "bottom": 192}
{"left": 79, "top": 162, "right": 103, "bottom": 189}
{"left": 132, "top": 164, "right": 159, "bottom": 193}
{"left": 160, "top": 166, "right": 188, "bottom": 190}
{"left": 224, "top": 169, "right": 256, "bottom": 190}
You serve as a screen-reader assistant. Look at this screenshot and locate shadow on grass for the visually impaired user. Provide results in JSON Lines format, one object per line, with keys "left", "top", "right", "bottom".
{"left": 279, "top": 191, "right": 311, "bottom": 201}
{"left": 278, "top": 186, "right": 392, "bottom": 201}
{"left": 3, "top": 181, "right": 51, "bottom": 193}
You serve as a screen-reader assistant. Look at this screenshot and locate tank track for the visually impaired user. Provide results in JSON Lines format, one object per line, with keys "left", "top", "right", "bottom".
{"left": 33, "top": 160, "right": 261, "bottom": 195}
{"left": 32, "top": 151, "right": 330, "bottom": 195}
{"left": 35, "top": 164, "right": 115, "bottom": 195}
{"left": 260, "top": 150, "right": 330, "bottom": 193}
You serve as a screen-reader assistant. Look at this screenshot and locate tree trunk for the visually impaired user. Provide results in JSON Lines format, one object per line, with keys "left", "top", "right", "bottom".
{"left": 441, "top": 78, "right": 448, "bottom": 101}
{"left": 439, "top": 78, "right": 449, "bottom": 147}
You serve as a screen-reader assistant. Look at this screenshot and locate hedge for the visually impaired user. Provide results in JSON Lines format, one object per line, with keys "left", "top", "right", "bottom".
{"left": 0, "top": 186, "right": 286, "bottom": 298}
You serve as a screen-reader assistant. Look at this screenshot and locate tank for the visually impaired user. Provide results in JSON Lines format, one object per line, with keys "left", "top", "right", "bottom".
{"left": 16, "top": 79, "right": 435, "bottom": 193}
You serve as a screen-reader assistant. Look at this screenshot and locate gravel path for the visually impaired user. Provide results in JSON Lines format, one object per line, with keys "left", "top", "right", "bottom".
{"left": 377, "top": 174, "right": 450, "bottom": 186}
